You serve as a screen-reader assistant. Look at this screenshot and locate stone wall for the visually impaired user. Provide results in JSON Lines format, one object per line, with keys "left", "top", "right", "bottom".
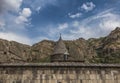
{"left": 0, "top": 63, "right": 120, "bottom": 83}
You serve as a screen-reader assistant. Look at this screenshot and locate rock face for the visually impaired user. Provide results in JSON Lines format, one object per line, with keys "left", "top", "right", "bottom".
{"left": 0, "top": 27, "right": 120, "bottom": 63}
{"left": 30, "top": 38, "right": 97, "bottom": 63}
{"left": 64, "top": 38, "right": 97, "bottom": 62}
{"left": 31, "top": 40, "right": 55, "bottom": 62}
{"left": 0, "top": 40, "right": 31, "bottom": 63}
{"left": 88, "top": 27, "right": 120, "bottom": 63}
{"left": 102, "top": 27, "right": 120, "bottom": 55}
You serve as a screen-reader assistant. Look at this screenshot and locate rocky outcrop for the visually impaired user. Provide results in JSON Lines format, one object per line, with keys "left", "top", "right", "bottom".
{"left": 31, "top": 40, "right": 55, "bottom": 62}
{"left": 0, "top": 40, "right": 31, "bottom": 63}
{"left": 88, "top": 27, "right": 120, "bottom": 63}
{"left": 102, "top": 27, "right": 120, "bottom": 54}
{"left": 64, "top": 38, "right": 97, "bottom": 61}
{"left": 0, "top": 27, "right": 120, "bottom": 63}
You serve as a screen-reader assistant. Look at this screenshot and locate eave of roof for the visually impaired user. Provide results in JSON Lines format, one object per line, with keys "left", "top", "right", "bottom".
{"left": 0, "top": 63, "right": 120, "bottom": 68}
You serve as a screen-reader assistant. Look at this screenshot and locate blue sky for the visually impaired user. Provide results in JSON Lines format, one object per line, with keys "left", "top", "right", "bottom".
{"left": 0, "top": 0, "right": 120, "bottom": 45}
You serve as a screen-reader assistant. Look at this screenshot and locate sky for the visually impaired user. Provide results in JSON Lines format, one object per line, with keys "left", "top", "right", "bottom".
{"left": 0, "top": 0, "right": 120, "bottom": 45}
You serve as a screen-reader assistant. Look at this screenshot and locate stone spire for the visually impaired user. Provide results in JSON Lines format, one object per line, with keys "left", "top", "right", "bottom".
{"left": 51, "top": 34, "right": 69, "bottom": 62}
{"left": 53, "top": 34, "right": 69, "bottom": 55}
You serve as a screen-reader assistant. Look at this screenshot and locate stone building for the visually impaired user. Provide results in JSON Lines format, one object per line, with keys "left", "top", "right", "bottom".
{"left": 51, "top": 35, "right": 84, "bottom": 62}
{"left": 51, "top": 35, "right": 69, "bottom": 62}
{"left": 0, "top": 34, "right": 120, "bottom": 83}
{"left": 0, "top": 63, "right": 120, "bottom": 83}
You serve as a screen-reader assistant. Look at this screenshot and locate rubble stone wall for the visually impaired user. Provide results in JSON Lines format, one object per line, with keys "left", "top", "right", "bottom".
{"left": 0, "top": 65, "right": 120, "bottom": 83}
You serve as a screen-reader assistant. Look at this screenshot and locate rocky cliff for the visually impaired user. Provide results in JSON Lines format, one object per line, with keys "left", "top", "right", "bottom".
{"left": 89, "top": 27, "right": 120, "bottom": 63}
{"left": 0, "top": 27, "right": 120, "bottom": 63}
{"left": 0, "top": 40, "right": 31, "bottom": 63}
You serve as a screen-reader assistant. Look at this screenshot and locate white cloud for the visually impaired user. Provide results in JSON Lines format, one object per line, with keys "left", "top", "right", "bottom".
{"left": 69, "top": 10, "right": 120, "bottom": 39}
{"left": 100, "top": 20, "right": 120, "bottom": 31}
{"left": 0, "top": 0, "right": 32, "bottom": 45}
{"left": 0, "top": 1, "right": 32, "bottom": 30}
{"left": 5, "top": 0, "right": 22, "bottom": 12}
{"left": 15, "top": 16, "right": 28, "bottom": 24}
{"left": 0, "top": 0, "right": 28, "bottom": 28}
{"left": 47, "top": 9, "right": 120, "bottom": 40}
{"left": 69, "top": 13, "right": 82, "bottom": 18}
{"left": 81, "top": 2, "right": 95, "bottom": 12}
{"left": 99, "top": 14, "right": 120, "bottom": 31}
{"left": 58, "top": 23, "right": 68, "bottom": 30}
{"left": 46, "top": 23, "right": 69, "bottom": 38}
{"left": 0, "top": 0, "right": 23, "bottom": 13}
{"left": 21, "top": 8, "right": 32, "bottom": 17}
{"left": 15, "top": 8, "right": 32, "bottom": 24}
{"left": 0, "top": 32, "right": 31, "bottom": 45}
{"left": 36, "top": 6, "right": 41, "bottom": 13}
{"left": 24, "top": 0, "right": 57, "bottom": 11}
{"left": 0, "top": 21, "right": 5, "bottom": 28}
{"left": 72, "top": 21, "right": 79, "bottom": 27}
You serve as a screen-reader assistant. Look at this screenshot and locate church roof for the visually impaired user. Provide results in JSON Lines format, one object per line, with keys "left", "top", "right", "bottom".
{"left": 53, "top": 35, "right": 69, "bottom": 55}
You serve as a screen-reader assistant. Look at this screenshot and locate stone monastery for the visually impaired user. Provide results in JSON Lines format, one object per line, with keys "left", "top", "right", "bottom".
{"left": 0, "top": 35, "right": 120, "bottom": 83}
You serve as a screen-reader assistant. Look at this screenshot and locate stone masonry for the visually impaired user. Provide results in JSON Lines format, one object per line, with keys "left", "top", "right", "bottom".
{"left": 0, "top": 63, "right": 120, "bottom": 83}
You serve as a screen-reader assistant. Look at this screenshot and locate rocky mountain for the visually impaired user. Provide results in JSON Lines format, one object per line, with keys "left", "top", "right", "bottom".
{"left": 88, "top": 27, "right": 120, "bottom": 63}
{"left": 0, "top": 27, "right": 120, "bottom": 63}
{"left": 0, "top": 40, "right": 31, "bottom": 63}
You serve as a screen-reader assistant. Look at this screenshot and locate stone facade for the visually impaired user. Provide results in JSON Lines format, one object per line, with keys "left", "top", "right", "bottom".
{"left": 0, "top": 63, "right": 120, "bottom": 83}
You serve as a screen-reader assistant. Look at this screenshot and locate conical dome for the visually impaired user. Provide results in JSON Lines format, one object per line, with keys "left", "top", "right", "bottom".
{"left": 51, "top": 35, "right": 69, "bottom": 62}
{"left": 53, "top": 36, "right": 69, "bottom": 55}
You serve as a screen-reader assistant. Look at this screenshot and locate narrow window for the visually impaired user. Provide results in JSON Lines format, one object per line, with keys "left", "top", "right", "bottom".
{"left": 64, "top": 55, "right": 68, "bottom": 60}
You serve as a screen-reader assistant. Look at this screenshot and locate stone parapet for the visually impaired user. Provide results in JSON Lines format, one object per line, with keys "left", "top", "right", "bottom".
{"left": 0, "top": 63, "right": 120, "bottom": 83}
{"left": 0, "top": 63, "right": 120, "bottom": 67}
